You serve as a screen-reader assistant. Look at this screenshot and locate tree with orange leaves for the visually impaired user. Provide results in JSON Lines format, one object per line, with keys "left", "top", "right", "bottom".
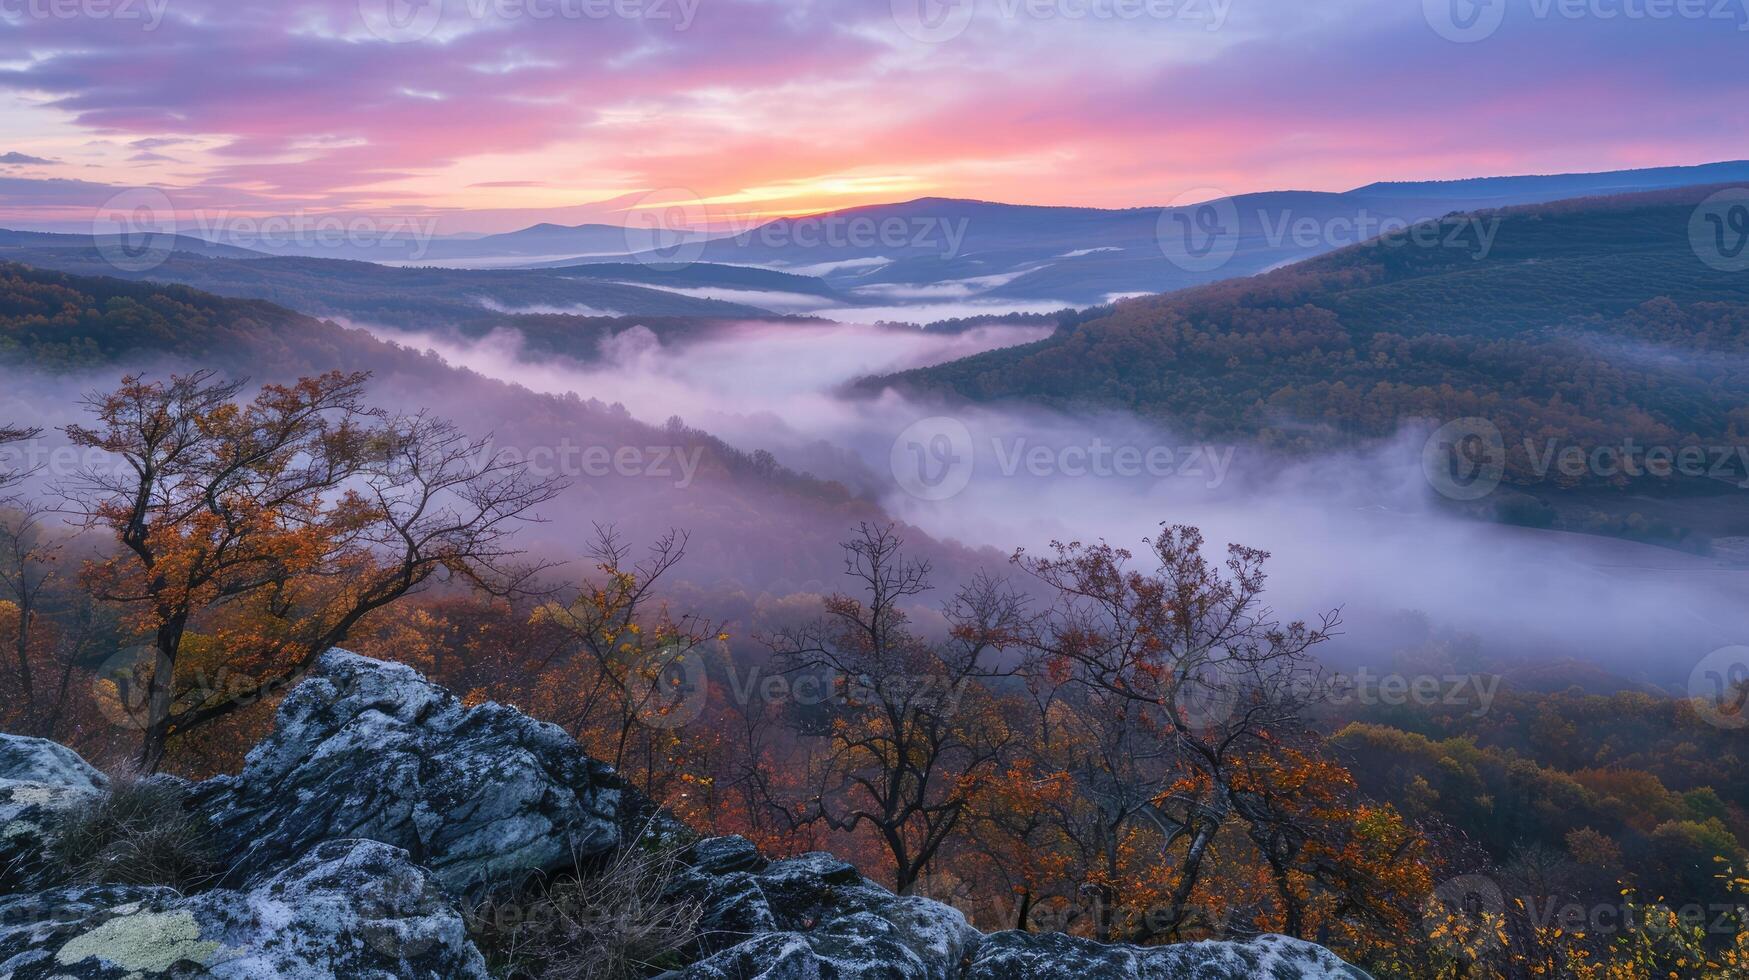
{"left": 766, "top": 523, "right": 1027, "bottom": 896}
{"left": 1014, "top": 524, "right": 1361, "bottom": 941}
{"left": 1223, "top": 747, "right": 1432, "bottom": 954}
{"left": 947, "top": 753, "right": 1079, "bottom": 932}
{"left": 0, "top": 500, "right": 113, "bottom": 742}
{"left": 0, "top": 422, "right": 126, "bottom": 750}
{"left": 994, "top": 680, "right": 1196, "bottom": 940}
{"left": 0, "top": 423, "right": 54, "bottom": 737}
{"left": 62, "top": 370, "right": 560, "bottom": 772}
{"left": 535, "top": 525, "right": 727, "bottom": 802}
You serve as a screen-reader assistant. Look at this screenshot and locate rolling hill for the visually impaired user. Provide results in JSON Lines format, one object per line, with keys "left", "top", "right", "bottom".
{"left": 0, "top": 227, "right": 267, "bottom": 260}
{"left": 869, "top": 185, "right": 1749, "bottom": 545}
{"left": 0, "top": 249, "right": 771, "bottom": 327}
{"left": 110, "top": 220, "right": 648, "bottom": 265}
{"left": 1350, "top": 160, "right": 1749, "bottom": 201}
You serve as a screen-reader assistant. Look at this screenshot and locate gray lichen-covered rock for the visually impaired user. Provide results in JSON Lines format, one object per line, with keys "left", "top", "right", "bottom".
{"left": 0, "top": 839, "right": 488, "bottom": 978}
{"left": 0, "top": 734, "right": 109, "bottom": 893}
{"left": 663, "top": 844, "right": 981, "bottom": 979}
{"left": 965, "top": 930, "right": 1375, "bottom": 979}
{"left": 0, "top": 734, "right": 109, "bottom": 792}
{"left": 190, "top": 649, "right": 622, "bottom": 893}
{"left": 0, "top": 780, "right": 91, "bottom": 894}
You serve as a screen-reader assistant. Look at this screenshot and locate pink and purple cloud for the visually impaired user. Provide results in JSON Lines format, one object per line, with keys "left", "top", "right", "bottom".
{"left": 0, "top": 0, "right": 1744, "bottom": 230}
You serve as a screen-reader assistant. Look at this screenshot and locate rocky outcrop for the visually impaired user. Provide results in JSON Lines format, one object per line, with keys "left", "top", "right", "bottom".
{"left": 965, "top": 930, "right": 1373, "bottom": 979}
{"left": 190, "top": 650, "right": 623, "bottom": 894}
{"left": 664, "top": 842, "right": 981, "bottom": 978}
{"left": 0, "top": 734, "right": 109, "bottom": 792}
{"left": 0, "top": 733, "right": 109, "bottom": 893}
{"left": 0, "top": 839, "right": 487, "bottom": 978}
{"left": 0, "top": 652, "right": 1373, "bottom": 979}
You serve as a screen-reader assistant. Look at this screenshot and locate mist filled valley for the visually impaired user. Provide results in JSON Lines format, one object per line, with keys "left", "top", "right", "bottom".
{"left": 321, "top": 298, "right": 1742, "bottom": 688}
{"left": 20, "top": 185, "right": 1747, "bottom": 682}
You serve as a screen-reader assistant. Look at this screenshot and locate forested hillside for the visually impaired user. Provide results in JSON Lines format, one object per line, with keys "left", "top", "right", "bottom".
{"left": 0, "top": 261, "right": 986, "bottom": 589}
{"left": 879, "top": 187, "right": 1749, "bottom": 487}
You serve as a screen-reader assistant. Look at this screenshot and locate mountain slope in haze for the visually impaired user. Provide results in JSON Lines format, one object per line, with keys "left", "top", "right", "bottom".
{"left": 425, "top": 221, "right": 636, "bottom": 260}
{"left": 0, "top": 261, "right": 996, "bottom": 588}
{"left": 870, "top": 185, "right": 1749, "bottom": 545}
{"left": 167, "top": 220, "right": 643, "bottom": 265}
{"left": 1351, "top": 160, "right": 1749, "bottom": 200}
{"left": 0, "top": 227, "right": 268, "bottom": 260}
{"left": 0, "top": 249, "right": 772, "bottom": 327}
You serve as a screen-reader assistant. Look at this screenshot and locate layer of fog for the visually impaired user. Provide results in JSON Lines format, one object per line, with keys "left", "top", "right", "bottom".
{"left": 848, "top": 270, "right": 1037, "bottom": 300}
{"left": 579, "top": 283, "right": 843, "bottom": 315}
{"left": 759, "top": 256, "right": 892, "bottom": 277}
{"left": 475, "top": 297, "right": 624, "bottom": 317}
{"left": 577, "top": 278, "right": 1074, "bottom": 324}
{"left": 360, "top": 319, "right": 1056, "bottom": 471}
{"left": 354, "top": 317, "right": 1748, "bottom": 687}
{"left": 811, "top": 299, "right": 1073, "bottom": 324}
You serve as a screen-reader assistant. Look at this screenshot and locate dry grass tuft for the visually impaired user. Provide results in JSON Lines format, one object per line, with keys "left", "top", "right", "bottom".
{"left": 47, "top": 777, "right": 218, "bottom": 891}
{"left": 467, "top": 832, "right": 705, "bottom": 980}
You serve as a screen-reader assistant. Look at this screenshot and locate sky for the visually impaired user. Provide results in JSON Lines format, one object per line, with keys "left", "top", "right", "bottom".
{"left": 1, "top": 0, "right": 1746, "bottom": 233}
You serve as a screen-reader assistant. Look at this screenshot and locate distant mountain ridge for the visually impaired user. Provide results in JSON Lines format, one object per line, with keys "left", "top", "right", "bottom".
{"left": 0, "top": 227, "right": 267, "bottom": 260}
{"left": 1349, "top": 160, "right": 1749, "bottom": 199}
{"left": 588, "top": 160, "right": 1749, "bottom": 308}
{"left": 5, "top": 159, "right": 1748, "bottom": 316}
{"left": 393, "top": 221, "right": 638, "bottom": 262}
